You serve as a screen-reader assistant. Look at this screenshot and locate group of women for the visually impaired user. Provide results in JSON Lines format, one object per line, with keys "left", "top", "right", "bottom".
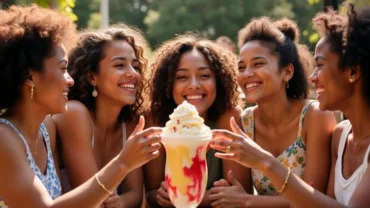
{"left": 0, "top": 3, "right": 369, "bottom": 208}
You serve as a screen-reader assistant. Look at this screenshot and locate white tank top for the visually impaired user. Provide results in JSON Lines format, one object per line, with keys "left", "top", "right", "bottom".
{"left": 334, "top": 121, "right": 370, "bottom": 205}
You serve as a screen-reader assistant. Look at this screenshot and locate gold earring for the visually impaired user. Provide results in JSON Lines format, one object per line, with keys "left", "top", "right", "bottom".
{"left": 285, "top": 79, "right": 290, "bottom": 89}
{"left": 349, "top": 77, "right": 355, "bottom": 83}
{"left": 30, "top": 84, "right": 35, "bottom": 99}
{"left": 92, "top": 85, "right": 98, "bottom": 97}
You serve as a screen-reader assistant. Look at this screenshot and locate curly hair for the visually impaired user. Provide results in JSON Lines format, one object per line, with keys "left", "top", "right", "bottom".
{"left": 313, "top": 5, "right": 370, "bottom": 105}
{"left": 68, "top": 24, "right": 148, "bottom": 122}
{"left": 146, "top": 34, "right": 239, "bottom": 126}
{"left": 238, "top": 17, "right": 313, "bottom": 99}
{"left": 0, "top": 5, "right": 77, "bottom": 110}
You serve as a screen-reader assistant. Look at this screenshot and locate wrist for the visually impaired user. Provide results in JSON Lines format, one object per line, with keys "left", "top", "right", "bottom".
{"left": 257, "top": 151, "right": 275, "bottom": 173}
{"left": 113, "top": 157, "right": 130, "bottom": 177}
{"left": 243, "top": 193, "right": 253, "bottom": 208}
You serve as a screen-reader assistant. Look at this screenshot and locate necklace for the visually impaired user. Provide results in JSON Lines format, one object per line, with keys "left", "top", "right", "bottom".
{"left": 350, "top": 133, "right": 370, "bottom": 146}
{"left": 12, "top": 117, "right": 39, "bottom": 157}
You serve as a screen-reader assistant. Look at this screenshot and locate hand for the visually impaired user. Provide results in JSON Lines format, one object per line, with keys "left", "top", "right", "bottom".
{"left": 210, "top": 117, "right": 271, "bottom": 169}
{"left": 209, "top": 170, "right": 248, "bottom": 208}
{"left": 118, "top": 116, "right": 162, "bottom": 172}
{"left": 156, "top": 181, "right": 174, "bottom": 207}
{"left": 103, "top": 191, "right": 122, "bottom": 208}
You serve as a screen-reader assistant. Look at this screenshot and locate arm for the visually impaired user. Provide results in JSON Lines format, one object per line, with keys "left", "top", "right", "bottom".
{"left": 144, "top": 114, "right": 168, "bottom": 208}
{"left": 0, "top": 116, "right": 162, "bottom": 208}
{"left": 218, "top": 106, "right": 253, "bottom": 194}
{"left": 44, "top": 116, "right": 63, "bottom": 186}
{"left": 211, "top": 118, "right": 370, "bottom": 208}
{"left": 301, "top": 103, "right": 336, "bottom": 193}
{"left": 116, "top": 122, "right": 144, "bottom": 208}
{"left": 326, "top": 122, "right": 346, "bottom": 198}
{"left": 52, "top": 101, "right": 98, "bottom": 188}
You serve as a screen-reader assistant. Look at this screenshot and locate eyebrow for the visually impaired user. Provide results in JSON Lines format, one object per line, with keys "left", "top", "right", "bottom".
{"left": 110, "top": 56, "right": 139, "bottom": 63}
{"left": 315, "top": 56, "right": 326, "bottom": 62}
{"left": 177, "top": 66, "right": 210, "bottom": 71}
{"left": 251, "top": 56, "right": 266, "bottom": 61}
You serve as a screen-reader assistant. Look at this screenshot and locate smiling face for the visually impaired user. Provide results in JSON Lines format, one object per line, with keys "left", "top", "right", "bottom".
{"left": 237, "top": 40, "right": 287, "bottom": 103}
{"left": 91, "top": 40, "right": 141, "bottom": 106}
{"left": 310, "top": 37, "right": 352, "bottom": 111}
{"left": 172, "top": 49, "right": 216, "bottom": 118}
{"left": 32, "top": 44, "right": 74, "bottom": 114}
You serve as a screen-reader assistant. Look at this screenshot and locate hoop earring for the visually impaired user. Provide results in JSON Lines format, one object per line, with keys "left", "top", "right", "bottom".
{"left": 92, "top": 85, "right": 98, "bottom": 97}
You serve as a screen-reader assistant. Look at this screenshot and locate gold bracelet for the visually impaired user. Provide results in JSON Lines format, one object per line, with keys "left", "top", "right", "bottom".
{"left": 94, "top": 173, "right": 113, "bottom": 195}
{"left": 277, "top": 167, "right": 291, "bottom": 194}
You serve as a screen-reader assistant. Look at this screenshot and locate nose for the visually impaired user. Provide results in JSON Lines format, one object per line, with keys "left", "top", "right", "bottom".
{"left": 188, "top": 76, "right": 200, "bottom": 89}
{"left": 309, "top": 69, "right": 318, "bottom": 84}
{"left": 242, "top": 67, "right": 254, "bottom": 79}
{"left": 66, "top": 72, "right": 74, "bottom": 87}
{"left": 125, "top": 65, "right": 140, "bottom": 80}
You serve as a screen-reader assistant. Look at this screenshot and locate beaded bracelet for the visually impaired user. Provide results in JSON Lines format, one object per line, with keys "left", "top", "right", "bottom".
{"left": 277, "top": 167, "right": 291, "bottom": 194}
{"left": 94, "top": 173, "right": 113, "bottom": 195}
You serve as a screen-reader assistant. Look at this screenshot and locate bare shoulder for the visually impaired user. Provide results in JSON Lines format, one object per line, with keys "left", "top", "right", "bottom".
{"left": 52, "top": 100, "right": 91, "bottom": 128}
{"left": 332, "top": 120, "right": 349, "bottom": 157}
{"left": 305, "top": 101, "right": 335, "bottom": 123}
{"left": 218, "top": 105, "right": 243, "bottom": 130}
{"left": 0, "top": 123, "right": 25, "bottom": 158}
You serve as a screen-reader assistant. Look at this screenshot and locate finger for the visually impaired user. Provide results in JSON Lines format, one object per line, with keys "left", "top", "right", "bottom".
{"left": 210, "top": 139, "right": 236, "bottom": 152}
{"left": 129, "top": 116, "right": 145, "bottom": 139}
{"left": 214, "top": 152, "right": 237, "bottom": 161}
{"left": 161, "top": 181, "right": 168, "bottom": 190}
{"left": 143, "top": 135, "right": 162, "bottom": 146}
{"left": 209, "top": 186, "right": 224, "bottom": 194}
{"left": 227, "top": 170, "right": 242, "bottom": 187}
{"left": 213, "top": 179, "right": 230, "bottom": 187}
{"left": 136, "top": 127, "right": 163, "bottom": 139}
{"left": 158, "top": 187, "right": 170, "bottom": 200}
{"left": 146, "top": 142, "right": 162, "bottom": 153}
{"left": 104, "top": 195, "right": 120, "bottom": 204}
{"left": 212, "top": 129, "right": 243, "bottom": 142}
{"left": 157, "top": 194, "right": 173, "bottom": 206}
{"left": 210, "top": 197, "right": 223, "bottom": 208}
{"left": 230, "top": 117, "right": 248, "bottom": 138}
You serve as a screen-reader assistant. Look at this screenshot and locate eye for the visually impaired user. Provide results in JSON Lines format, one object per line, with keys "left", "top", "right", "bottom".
{"left": 176, "top": 75, "right": 188, "bottom": 80}
{"left": 61, "top": 67, "right": 68, "bottom": 72}
{"left": 254, "top": 62, "right": 264, "bottom": 68}
{"left": 115, "top": 64, "right": 124, "bottom": 68}
{"left": 238, "top": 65, "right": 246, "bottom": 72}
{"left": 200, "top": 74, "right": 211, "bottom": 79}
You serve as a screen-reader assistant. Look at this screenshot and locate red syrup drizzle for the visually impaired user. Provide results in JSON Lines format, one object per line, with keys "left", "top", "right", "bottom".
{"left": 183, "top": 146, "right": 206, "bottom": 203}
{"left": 165, "top": 175, "right": 178, "bottom": 198}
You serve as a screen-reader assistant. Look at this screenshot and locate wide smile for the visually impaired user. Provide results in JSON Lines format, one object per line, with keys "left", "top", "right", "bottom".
{"left": 184, "top": 94, "right": 205, "bottom": 103}
{"left": 245, "top": 82, "right": 262, "bottom": 92}
{"left": 316, "top": 87, "right": 325, "bottom": 98}
{"left": 118, "top": 83, "right": 136, "bottom": 93}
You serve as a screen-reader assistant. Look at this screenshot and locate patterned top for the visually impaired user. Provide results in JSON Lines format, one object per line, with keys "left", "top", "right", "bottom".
{"left": 0, "top": 119, "right": 62, "bottom": 208}
{"left": 241, "top": 101, "right": 314, "bottom": 195}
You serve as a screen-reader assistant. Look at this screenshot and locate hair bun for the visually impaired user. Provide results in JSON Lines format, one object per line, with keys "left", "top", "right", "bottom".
{"left": 274, "top": 18, "right": 300, "bottom": 42}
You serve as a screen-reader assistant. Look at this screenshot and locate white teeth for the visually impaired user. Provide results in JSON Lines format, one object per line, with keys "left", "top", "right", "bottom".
{"left": 63, "top": 92, "right": 68, "bottom": 96}
{"left": 246, "top": 83, "right": 260, "bottom": 89}
{"left": 120, "top": 84, "right": 135, "bottom": 89}
{"left": 316, "top": 88, "right": 325, "bottom": 94}
{"left": 186, "top": 95, "right": 202, "bottom": 100}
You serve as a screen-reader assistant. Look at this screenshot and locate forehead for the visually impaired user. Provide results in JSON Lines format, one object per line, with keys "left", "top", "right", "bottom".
{"left": 103, "top": 40, "right": 136, "bottom": 59}
{"left": 315, "top": 37, "right": 340, "bottom": 61}
{"left": 178, "top": 49, "right": 209, "bottom": 67}
{"left": 239, "top": 40, "right": 273, "bottom": 59}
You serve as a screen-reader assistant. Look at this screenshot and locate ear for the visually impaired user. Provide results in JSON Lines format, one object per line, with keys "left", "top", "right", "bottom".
{"left": 283, "top": 63, "right": 294, "bottom": 81}
{"left": 87, "top": 71, "right": 97, "bottom": 86}
{"left": 348, "top": 65, "right": 361, "bottom": 83}
{"left": 25, "top": 69, "right": 35, "bottom": 87}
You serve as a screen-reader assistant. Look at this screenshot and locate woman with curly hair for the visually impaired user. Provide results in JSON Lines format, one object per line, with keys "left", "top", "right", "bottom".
{"left": 144, "top": 34, "right": 251, "bottom": 207}
{"left": 0, "top": 5, "right": 161, "bottom": 208}
{"left": 210, "top": 5, "right": 370, "bottom": 207}
{"left": 208, "top": 18, "right": 336, "bottom": 207}
{"left": 52, "top": 25, "right": 151, "bottom": 207}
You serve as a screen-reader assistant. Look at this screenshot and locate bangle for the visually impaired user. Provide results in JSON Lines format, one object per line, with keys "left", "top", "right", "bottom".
{"left": 94, "top": 173, "right": 113, "bottom": 195}
{"left": 277, "top": 167, "right": 291, "bottom": 194}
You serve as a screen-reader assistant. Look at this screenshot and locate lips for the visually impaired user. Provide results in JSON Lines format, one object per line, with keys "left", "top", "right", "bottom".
{"left": 185, "top": 95, "right": 203, "bottom": 100}
{"left": 245, "top": 82, "right": 262, "bottom": 91}
{"left": 118, "top": 83, "right": 135, "bottom": 89}
{"left": 316, "top": 87, "right": 325, "bottom": 95}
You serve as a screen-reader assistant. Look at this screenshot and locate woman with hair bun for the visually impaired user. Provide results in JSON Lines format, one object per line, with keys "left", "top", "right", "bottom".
{"left": 209, "top": 18, "right": 336, "bottom": 208}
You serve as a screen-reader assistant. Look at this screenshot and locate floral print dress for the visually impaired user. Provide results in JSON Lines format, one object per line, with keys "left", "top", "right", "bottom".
{"left": 0, "top": 119, "right": 62, "bottom": 207}
{"left": 241, "top": 101, "right": 314, "bottom": 195}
